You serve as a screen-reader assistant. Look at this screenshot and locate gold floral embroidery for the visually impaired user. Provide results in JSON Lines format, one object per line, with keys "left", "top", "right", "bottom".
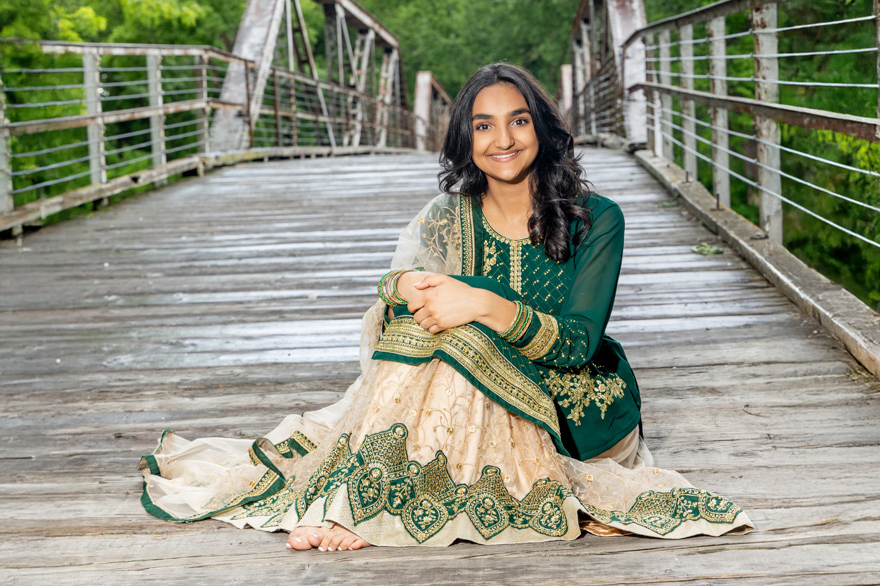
{"left": 460, "top": 196, "right": 476, "bottom": 276}
{"left": 483, "top": 240, "right": 499, "bottom": 273}
{"left": 582, "top": 488, "right": 745, "bottom": 536}
{"left": 290, "top": 424, "right": 572, "bottom": 543}
{"left": 545, "top": 368, "right": 627, "bottom": 423}
{"left": 519, "top": 311, "right": 559, "bottom": 360}
{"left": 510, "top": 240, "right": 522, "bottom": 294}
{"left": 375, "top": 317, "right": 560, "bottom": 437}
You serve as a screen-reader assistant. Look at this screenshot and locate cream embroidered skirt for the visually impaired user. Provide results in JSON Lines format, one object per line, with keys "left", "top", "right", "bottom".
{"left": 139, "top": 342, "right": 754, "bottom": 545}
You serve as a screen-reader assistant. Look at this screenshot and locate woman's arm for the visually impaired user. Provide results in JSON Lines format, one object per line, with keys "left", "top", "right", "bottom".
{"left": 396, "top": 271, "right": 519, "bottom": 334}
{"left": 510, "top": 199, "right": 625, "bottom": 368}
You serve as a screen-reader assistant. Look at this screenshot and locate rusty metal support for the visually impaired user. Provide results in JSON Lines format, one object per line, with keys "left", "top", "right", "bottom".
{"left": 244, "top": 61, "right": 254, "bottom": 148}
{"left": 560, "top": 64, "right": 573, "bottom": 117}
{"left": 414, "top": 70, "right": 432, "bottom": 152}
{"left": 752, "top": 1, "right": 782, "bottom": 243}
{"left": 0, "top": 73, "right": 12, "bottom": 215}
{"left": 658, "top": 29, "right": 674, "bottom": 160}
{"left": 147, "top": 53, "right": 167, "bottom": 186}
{"left": 644, "top": 32, "right": 656, "bottom": 154}
{"left": 708, "top": 16, "right": 730, "bottom": 207}
{"left": 323, "top": 3, "right": 344, "bottom": 86}
{"left": 572, "top": 38, "right": 585, "bottom": 134}
{"left": 291, "top": 0, "right": 317, "bottom": 77}
{"left": 284, "top": 0, "right": 295, "bottom": 72}
{"left": 376, "top": 47, "right": 397, "bottom": 148}
{"left": 581, "top": 18, "right": 594, "bottom": 136}
{"left": 679, "top": 23, "right": 697, "bottom": 177}
{"left": 273, "top": 69, "right": 282, "bottom": 146}
{"left": 83, "top": 52, "right": 107, "bottom": 186}
{"left": 875, "top": 0, "right": 880, "bottom": 146}
{"left": 194, "top": 54, "right": 210, "bottom": 156}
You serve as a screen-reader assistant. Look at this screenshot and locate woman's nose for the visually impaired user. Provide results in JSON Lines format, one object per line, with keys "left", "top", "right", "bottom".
{"left": 495, "top": 127, "right": 514, "bottom": 150}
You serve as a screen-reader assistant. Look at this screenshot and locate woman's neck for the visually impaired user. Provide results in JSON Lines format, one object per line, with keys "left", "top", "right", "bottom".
{"left": 481, "top": 179, "right": 533, "bottom": 239}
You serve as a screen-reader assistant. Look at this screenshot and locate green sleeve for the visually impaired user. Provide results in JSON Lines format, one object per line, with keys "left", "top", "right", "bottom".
{"left": 512, "top": 198, "right": 624, "bottom": 368}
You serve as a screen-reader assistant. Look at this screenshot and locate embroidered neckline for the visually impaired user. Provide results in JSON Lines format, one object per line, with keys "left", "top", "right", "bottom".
{"left": 479, "top": 209, "right": 531, "bottom": 244}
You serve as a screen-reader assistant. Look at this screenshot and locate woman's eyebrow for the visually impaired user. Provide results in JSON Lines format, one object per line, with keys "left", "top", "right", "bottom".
{"left": 471, "top": 108, "right": 531, "bottom": 121}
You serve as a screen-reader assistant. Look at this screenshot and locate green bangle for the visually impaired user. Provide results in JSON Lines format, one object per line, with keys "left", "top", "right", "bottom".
{"left": 501, "top": 302, "right": 533, "bottom": 343}
{"left": 378, "top": 269, "right": 407, "bottom": 306}
{"left": 500, "top": 301, "right": 525, "bottom": 341}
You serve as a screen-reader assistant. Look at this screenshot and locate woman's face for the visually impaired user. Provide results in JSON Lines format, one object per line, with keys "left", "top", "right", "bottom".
{"left": 470, "top": 82, "right": 539, "bottom": 189}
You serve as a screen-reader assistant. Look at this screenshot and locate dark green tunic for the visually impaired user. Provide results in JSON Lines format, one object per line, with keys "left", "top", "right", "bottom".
{"left": 373, "top": 193, "right": 641, "bottom": 461}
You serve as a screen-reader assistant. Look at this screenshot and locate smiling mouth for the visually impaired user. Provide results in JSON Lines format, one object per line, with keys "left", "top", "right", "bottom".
{"left": 488, "top": 151, "right": 520, "bottom": 161}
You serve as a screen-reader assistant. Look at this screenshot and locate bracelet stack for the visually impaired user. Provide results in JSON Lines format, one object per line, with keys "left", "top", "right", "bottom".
{"left": 500, "top": 300, "right": 533, "bottom": 343}
{"left": 377, "top": 269, "right": 410, "bottom": 306}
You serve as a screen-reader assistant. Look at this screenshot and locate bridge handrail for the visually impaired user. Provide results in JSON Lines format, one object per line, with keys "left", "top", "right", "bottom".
{"left": 568, "top": 0, "right": 880, "bottom": 255}
{"left": 0, "top": 33, "right": 449, "bottom": 237}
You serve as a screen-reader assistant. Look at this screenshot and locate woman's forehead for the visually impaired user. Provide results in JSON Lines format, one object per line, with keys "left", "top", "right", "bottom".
{"left": 472, "top": 82, "right": 528, "bottom": 115}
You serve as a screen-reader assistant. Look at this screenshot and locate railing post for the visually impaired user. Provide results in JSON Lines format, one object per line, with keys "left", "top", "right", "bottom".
{"left": 82, "top": 52, "right": 107, "bottom": 187}
{"left": 658, "top": 29, "right": 674, "bottom": 160}
{"left": 194, "top": 54, "right": 210, "bottom": 163}
{"left": 0, "top": 73, "right": 13, "bottom": 216}
{"left": 376, "top": 48, "right": 396, "bottom": 149}
{"left": 243, "top": 60, "right": 255, "bottom": 149}
{"left": 147, "top": 53, "right": 167, "bottom": 186}
{"left": 644, "top": 33, "right": 657, "bottom": 155}
{"left": 679, "top": 24, "right": 697, "bottom": 178}
{"left": 752, "top": 1, "right": 782, "bottom": 243}
{"left": 273, "top": 69, "right": 282, "bottom": 146}
{"left": 414, "top": 71, "right": 432, "bottom": 152}
{"left": 875, "top": 0, "right": 880, "bottom": 147}
{"left": 708, "top": 16, "right": 730, "bottom": 208}
{"left": 572, "top": 39, "right": 584, "bottom": 135}
{"left": 560, "top": 64, "right": 573, "bottom": 119}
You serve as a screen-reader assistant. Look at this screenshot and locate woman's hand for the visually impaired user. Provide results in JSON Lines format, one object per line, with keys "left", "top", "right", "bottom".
{"left": 404, "top": 273, "right": 518, "bottom": 335}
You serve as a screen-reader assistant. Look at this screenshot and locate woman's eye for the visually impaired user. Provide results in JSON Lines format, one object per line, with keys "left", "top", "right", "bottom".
{"left": 475, "top": 123, "right": 490, "bottom": 131}
{"left": 512, "top": 118, "right": 529, "bottom": 126}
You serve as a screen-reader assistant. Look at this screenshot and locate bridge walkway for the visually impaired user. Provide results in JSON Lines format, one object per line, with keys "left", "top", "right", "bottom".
{"left": 1, "top": 148, "right": 878, "bottom": 584}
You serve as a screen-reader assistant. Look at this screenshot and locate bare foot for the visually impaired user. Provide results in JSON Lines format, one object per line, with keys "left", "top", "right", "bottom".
{"left": 286, "top": 526, "right": 327, "bottom": 550}
{"left": 316, "top": 523, "right": 371, "bottom": 552}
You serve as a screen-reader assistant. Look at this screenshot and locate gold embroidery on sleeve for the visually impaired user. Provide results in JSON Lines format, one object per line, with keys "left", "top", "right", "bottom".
{"left": 375, "top": 317, "right": 560, "bottom": 436}
{"left": 519, "top": 311, "right": 559, "bottom": 360}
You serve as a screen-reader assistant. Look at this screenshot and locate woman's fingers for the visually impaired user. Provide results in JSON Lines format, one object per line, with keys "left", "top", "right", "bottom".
{"left": 413, "top": 274, "right": 446, "bottom": 289}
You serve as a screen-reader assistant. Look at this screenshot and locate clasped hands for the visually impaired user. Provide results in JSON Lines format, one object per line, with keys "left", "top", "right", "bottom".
{"left": 394, "top": 271, "right": 516, "bottom": 335}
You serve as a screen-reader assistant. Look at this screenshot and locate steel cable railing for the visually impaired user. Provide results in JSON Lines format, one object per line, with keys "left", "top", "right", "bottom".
{"left": 0, "top": 38, "right": 438, "bottom": 236}
{"left": 564, "top": 0, "right": 880, "bottom": 314}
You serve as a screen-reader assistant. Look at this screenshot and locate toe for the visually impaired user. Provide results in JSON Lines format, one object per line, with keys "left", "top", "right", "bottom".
{"left": 349, "top": 538, "right": 370, "bottom": 550}
{"left": 328, "top": 530, "right": 349, "bottom": 552}
{"left": 306, "top": 530, "right": 324, "bottom": 548}
{"left": 318, "top": 531, "right": 334, "bottom": 552}
{"left": 338, "top": 535, "right": 357, "bottom": 551}
{"left": 287, "top": 528, "right": 314, "bottom": 550}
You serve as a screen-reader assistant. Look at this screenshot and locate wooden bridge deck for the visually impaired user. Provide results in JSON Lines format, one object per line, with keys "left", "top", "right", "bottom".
{"left": 1, "top": 149, "right": 879, "bottom": 585}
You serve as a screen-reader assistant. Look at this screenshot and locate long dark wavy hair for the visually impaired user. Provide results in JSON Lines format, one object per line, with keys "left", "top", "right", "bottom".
{"left": 439, "top": 62, "right": 591, "bottom": 262}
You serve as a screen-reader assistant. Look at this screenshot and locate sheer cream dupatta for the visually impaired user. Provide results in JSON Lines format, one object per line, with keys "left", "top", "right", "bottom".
{"left": 138, "top": 195, "right": 463, "bottom": 525}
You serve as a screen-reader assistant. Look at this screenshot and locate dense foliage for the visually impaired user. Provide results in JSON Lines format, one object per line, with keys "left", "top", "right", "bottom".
{"left": 1, "top": 0, "right": 877, "bottom": 307}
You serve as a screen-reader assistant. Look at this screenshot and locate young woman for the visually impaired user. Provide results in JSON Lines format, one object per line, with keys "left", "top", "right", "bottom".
{"left": 139, "top": 63, "right": 753, "bottom": 551}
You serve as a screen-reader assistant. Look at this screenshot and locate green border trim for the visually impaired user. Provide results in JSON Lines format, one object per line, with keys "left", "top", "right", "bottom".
{"left": 139, "top": 435, "right": 289, "bottom": 523}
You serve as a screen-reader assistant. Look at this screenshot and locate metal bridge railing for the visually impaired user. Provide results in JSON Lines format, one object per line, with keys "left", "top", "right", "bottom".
{"left": 0, "top": 41, "right": 435, "bottom": 236}
{"left": 0, "top": 19, "right": 453, "bottom": 239}
{"left": 567, "top": 0, "right": 879, "bottom": 260}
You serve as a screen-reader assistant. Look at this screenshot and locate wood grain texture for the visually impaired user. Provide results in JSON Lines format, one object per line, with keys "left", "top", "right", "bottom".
{"left": 1, "top": 150, "right": 878, "bottom": 585}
